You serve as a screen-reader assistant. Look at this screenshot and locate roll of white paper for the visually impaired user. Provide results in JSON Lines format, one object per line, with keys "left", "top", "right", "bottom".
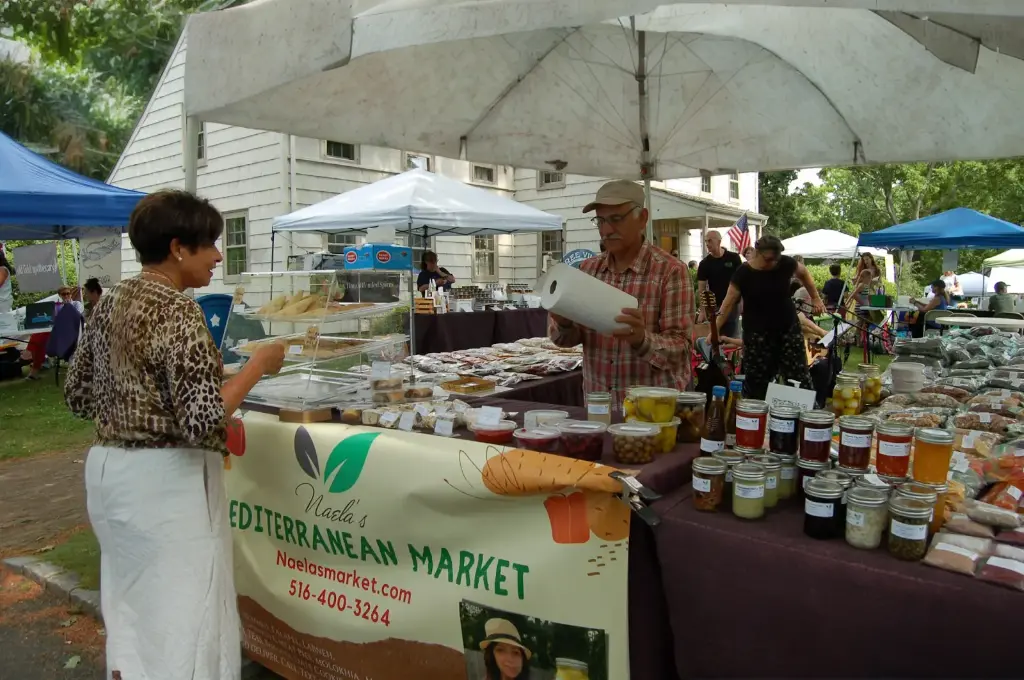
{"left": 540, "top": 263, "right": 638, "bottom": 334}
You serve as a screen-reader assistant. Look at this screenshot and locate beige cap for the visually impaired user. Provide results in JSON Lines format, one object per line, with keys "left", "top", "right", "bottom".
{"left": 583, "top": 179, "right": 645, "bottom": 213}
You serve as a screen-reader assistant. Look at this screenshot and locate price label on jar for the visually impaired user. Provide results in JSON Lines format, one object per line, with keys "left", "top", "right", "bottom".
{"left": 781, "top": 467, "right": 796, "bottom": 480}
{"left": 587, "top": 404, "right": 610, "bottom": 415}
{"left": 693, "top": 476, "right": 712, "bottom": 493}
{"left": 769, "top": 416, "right": 796, "bottom": 433}
{"left": 725, "top": 434, "right": 736, "bottom": 447}
{"left": 802, "top": 475, "right": 814, "bottom": 490}
{"left": 736, "top": 415, "right": 760, "bottom": 431}
{"left": 699, "top": 438, "right": 725, "bottom": 453}
{"left": 847, "top": 509, "right": 865, "bottom": 527}
{"left": 878, "top": 440, "right": 910, "bottom": 457}
{"left": 765, "top": 475, "right": 777, "bottom": 490}
{"left": 735, "top": 483, "right": 764, "bottom": 499}
{"left": 890, "top": 519, "right": 927, "bottom": 541}
{"left": 805, "top": 499, "right": 834, "bottom": 518}
{"left": 840, "top": 432, "right": 872, "bottom": 448}
{"left": 803, "top": 427, "right": 831, "bottom": 443}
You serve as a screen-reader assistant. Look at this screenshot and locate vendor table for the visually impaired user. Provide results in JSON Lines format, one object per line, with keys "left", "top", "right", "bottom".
{"left": 935, "top": 315, "right": 1024, "bottom": 329}
{"left": 654, "top": 486, "right": 1022, "bottom": 679}
{"left": 467, "top": 371, "right": 584, "bottom": 408}
{"left": 410, "top": 308, "right": 548, "bottom": 354}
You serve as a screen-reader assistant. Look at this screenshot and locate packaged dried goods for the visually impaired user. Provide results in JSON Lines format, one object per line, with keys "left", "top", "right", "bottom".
{"left": 995, "top": 526, "right": 1024, "bottom": 545}
{"left": 971, "top": 388, "right": 1024, "bottom": 405}
{"left": 947, "top": 456, "right": 985, "bottom": 499}
{"left": 894, "top": 337, "right": 948, "bottom": 359}
{"left": 951, "top": 428, "right": 1001, "bottom": 458}
{"left": 934, "top": 376, "right": 986, "bottom": 392}
{"left": 953, "top": 358, "right": 993, "bottom": 370}
{"left": 883, "top": 411, "right": 945, "bottom": 429}
{"left": 556, "top": 421, "right": 607, "bottom": 462}
{"left": 675, "top": 392, "right": 706, "bottom": 443}
{"left": 930, "top": 531, "right": 993, "bottom": 555}
{"left": 692, "top": 456, "right": 727, "bottom": 512}
{"left": 977, "top": 556, "right": 1024, "bottom": 591}
{"left": 923, "top": 541, "right": 983, "bottom": 576}
{"left": 967, "top": 402, "right": 1023, "bottom": 419}
{"left": 950, "top": 412, "right": 1014, "bottom": 435}
{"left": 994, "top": 542, "right": 1024, "bottom": 562}
{"left": 980, "top": 454, "right": 1024, "bottom": 484}
{"left": 980, "top": 481, "right": 1024, "bottom": 512}
{"left": 609, "top": 423, "right": 660, "bottom": 464}
{"left": 945, "top": 512, "right": 997, "bottom": 538}
{"left": 513, "top": 428, "right": 561, "bottom": 454}
{"left": 920, "top": 384, "right": 972, "bottom": 402}
{"left": 963, "top": 499, "right": 1024, "bottom": 529}
{"left": 913, "top": 392, "right": 962, "bottom": 408}
{"left": 879, "top": 394, "right": 915, "bottom": 409}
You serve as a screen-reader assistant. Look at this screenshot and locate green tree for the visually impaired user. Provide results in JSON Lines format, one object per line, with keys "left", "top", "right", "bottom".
{"left": 758, "top": 170, "right": 805, "bottom": 238}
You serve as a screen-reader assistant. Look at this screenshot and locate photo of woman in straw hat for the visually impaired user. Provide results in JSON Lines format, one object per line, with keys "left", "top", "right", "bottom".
{"left": 480, "top": 617, "right": 533, "bottom": 680}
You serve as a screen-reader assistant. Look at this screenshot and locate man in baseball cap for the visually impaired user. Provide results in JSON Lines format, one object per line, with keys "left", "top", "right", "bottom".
{"left": 548, "top": 179, "right": 693, "bottom": 402}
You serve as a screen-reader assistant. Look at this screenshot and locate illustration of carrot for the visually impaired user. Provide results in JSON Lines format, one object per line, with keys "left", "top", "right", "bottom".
{"left": 544, "top": 492, "right": 591, "bottom": 544}
{"left": 481, "top": 449, "right": 622, "bottom": 497}
{"left": 583, "top": 490, "right": 630, "bottom": 542}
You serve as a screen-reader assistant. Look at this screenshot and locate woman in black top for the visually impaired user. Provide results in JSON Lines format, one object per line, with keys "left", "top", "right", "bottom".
{"left": 416, "top": 250, "right": 455, "bottom": 294}
{"left": 714, "top": 236, "right": 825, "bottom": 399}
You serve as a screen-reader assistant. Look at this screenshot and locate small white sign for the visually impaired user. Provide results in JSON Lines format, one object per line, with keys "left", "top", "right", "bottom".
{"left": 434, "top": 418, "right": 454, "bottom": 437}
{"left": 288, "top": 345, "right": 303, "bottom": 355}
{"left": 379, "top": 412, "right": 400, "bottom": 427}
{"left": 371, "top": 361, "right": 392, "bottom": 380}
{"left": 233, "top": 304, "right": 245, "bottom": 314}
{"left": 477, "top": 406, "right": 502, "bottom": 426}
{"left": 399, "top": 411, "right": 416, "bottom": 431}
{"left": 765, "top": 382, "right": 816, "bottom": 413}
{"left": 414, "top": 403, "right": 430, "bottom": 417}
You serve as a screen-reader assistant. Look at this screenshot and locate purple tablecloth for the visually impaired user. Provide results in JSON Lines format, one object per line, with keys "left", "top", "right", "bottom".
{"left": 411, "top": 308, "right": 549, "bottom": 354}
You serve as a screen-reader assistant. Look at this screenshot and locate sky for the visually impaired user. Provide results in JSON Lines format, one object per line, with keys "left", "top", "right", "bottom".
{"left": 789, "top": 168, "right": 823, "bottom": 193}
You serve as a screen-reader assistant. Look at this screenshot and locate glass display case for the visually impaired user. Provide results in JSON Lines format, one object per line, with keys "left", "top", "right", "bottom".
{"left": 221, "top": 270, "right": 410, "bottom": 419}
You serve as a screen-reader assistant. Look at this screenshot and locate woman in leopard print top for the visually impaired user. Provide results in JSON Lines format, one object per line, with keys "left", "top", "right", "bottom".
{"left": 65, "top": 190, "right": 284, "bottom": 680}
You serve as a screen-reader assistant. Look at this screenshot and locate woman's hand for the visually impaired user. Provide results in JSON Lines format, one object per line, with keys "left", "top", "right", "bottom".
{"left": 251, "top": 344, "right": 285, "bottom": 376}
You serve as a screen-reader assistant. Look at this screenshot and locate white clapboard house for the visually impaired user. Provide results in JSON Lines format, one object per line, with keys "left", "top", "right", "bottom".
{"left": 109, "top": 32, "right": 766, "bottom": 300}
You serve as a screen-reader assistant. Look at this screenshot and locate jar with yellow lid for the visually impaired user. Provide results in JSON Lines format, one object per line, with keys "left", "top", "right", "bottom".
{"left": 555, "top": 658, "right": 590, "bottom": 680}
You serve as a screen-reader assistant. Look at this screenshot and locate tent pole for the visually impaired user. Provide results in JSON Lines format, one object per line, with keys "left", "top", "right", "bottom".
{"left": 634, "top": 22, "right": 654, "bottom": 244}
{"left": 184, "top": 116, "right": 199, "bottom": 195}
{"left": 408, "top": 221, "right": 416, "bottom": 370}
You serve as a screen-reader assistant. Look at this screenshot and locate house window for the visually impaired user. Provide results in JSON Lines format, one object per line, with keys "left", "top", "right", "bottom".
{"left": 700, "top": 172, "right": 711, "bottom": 194}
{"left": 729, "top": 172, "right": 740, "bottom": 201}
{"left": 473, "top": 235, "right": 497, "bottom": 281}
{"left": 539, "top": 230, "right": 564, "bottom": 273}
{"left": 472, "top": 164, "right": 495, "bottom": 184}
{"left": 327, "top": 233, "right": 360, "bottom": 254}
{"left": 537, "top": 171, "right": 565, "bottom": 190}
{"left": 223, "top": 214, "right": 248, "bottom": 279}
{"left": 405, "top": 153, "right": 431, "bottom": 171}
{"left": 324, "top": 140, "right": 358, "bottom": 162}
{"left": 402, "top": 233, "right": 431, "bottom": 268}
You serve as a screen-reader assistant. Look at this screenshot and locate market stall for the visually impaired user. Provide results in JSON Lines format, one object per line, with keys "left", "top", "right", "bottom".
{"left": 413, "top": 307, "right": 549, "bottom": 354}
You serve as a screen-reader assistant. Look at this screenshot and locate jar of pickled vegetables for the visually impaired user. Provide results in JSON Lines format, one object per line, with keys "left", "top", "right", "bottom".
{"left": 751, "top": 454, "right": 782, "bottom": 508}
{"left": 896, "top": 481, "right": 939, "bottom": 531}
{"left": 798, "top": 410, "right": 834, "bottom": 462}
{"left": 887, "top": 497, "right": 932, "bottom": 561}
{"left": 845, "top": 487, "right": 889, "bottom": 550}
{"left": 586, "top": 391, "right": 613, "bottom": 425}
{"left": 875, "top": 421, "right": 913, "bottom": 477}
{"left": 831, "top": 373, "right": 862, "bottom": 416}
{"left": 675, "top": 392, "right": 706, "bottom": 443}
{"left": 624, "top": 387, "right": 679, "bottom": 423}
{"left": 555, "top": 658, "right": 590, "bottom": 680}
{"left": 838, "top": 416, "right": 873, "bottom": 470}
{"left": 768, "top": 405, "right": 800, "bottom": 456}
{"left": 775, "top": 454, "right": 798, "bottom": 500}
{"left": 735, "top": 399, "right": 769, "bottom": 448}
{"left": 911, "top": 428, "right": 954, "bottom": 485}
{"left": 858, "top": 363, "right": 883, "bottom": 406}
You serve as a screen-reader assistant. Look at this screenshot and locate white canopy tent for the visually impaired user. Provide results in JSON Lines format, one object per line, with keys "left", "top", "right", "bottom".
{"left": 947, "top": 268, "right": 1024, "bottom": 298}
{"left": 272, "top": 168, "right": 563, "bottom": 235}
{"left": 984, "top": 250, "right": 1024, "bottom": 269}
{"left": 781, "top": 230, "right": 885, "bottom": 260}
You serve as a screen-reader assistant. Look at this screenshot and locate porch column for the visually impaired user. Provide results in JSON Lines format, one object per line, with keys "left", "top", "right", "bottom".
{"left": 701, "top": 211, "right": 709, "bottom": 258}
{"left": 184, "top": 116, "right": 199, "bottom": 194}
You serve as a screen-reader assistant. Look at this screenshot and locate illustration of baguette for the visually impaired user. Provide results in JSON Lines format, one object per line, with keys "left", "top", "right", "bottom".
{"left": 481, "top": 449, "right": 621, "bottom": 497}
{"left": 583, "top": 489, "right": 630, "bottom": 541}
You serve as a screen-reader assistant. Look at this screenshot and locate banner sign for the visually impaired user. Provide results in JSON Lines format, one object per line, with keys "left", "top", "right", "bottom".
{"left": 77, "top": 227, "right": 122, "bottom": 289}
{"left": 227, "top": 413, "right": 630, "bottom": 680}
{"left": 13, "top": 242, "right": 61, "bottom": 293}
{"left": 563, "top": 249, "right": 596, "bottom": 269}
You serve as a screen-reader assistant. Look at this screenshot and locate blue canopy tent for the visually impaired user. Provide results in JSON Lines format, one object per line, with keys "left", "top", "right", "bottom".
{"left": 0, "top": 131, "right": 144, "bottom": 239}
{"left": 857, "top": 208, "right": 1024, "bottom": 250}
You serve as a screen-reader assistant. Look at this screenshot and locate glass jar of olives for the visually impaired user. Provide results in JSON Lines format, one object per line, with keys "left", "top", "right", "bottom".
{"left": 675, "top": 392, "right": 706, "bottom": 444}
{"left": 887, "top": 497, "right": 932, "bottom": 561}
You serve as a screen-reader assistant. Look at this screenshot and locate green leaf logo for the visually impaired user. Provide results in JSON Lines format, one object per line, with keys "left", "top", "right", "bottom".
{"left": 324, "top": 432, "right": 379, "bottom": 493}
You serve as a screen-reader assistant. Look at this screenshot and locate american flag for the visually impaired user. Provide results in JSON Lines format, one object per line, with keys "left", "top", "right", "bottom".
{"left": 728, "top": 213, "right": 750, "bottom": 253}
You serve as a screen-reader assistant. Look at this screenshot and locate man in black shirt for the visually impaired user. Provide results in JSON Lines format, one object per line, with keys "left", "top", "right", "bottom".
{"left": 822, "top": 264, "right": 845, "bottom": 311}
{"left": 696, "top": 230, "right": 743, "bottom": 337}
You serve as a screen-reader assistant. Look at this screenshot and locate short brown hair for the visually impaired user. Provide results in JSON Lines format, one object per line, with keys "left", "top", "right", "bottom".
{"left": 129, "top": 190, "right": 224, "bottom": 265}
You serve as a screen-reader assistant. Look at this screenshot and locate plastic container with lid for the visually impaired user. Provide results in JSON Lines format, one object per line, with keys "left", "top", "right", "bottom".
{"left": 912, "top": 428, "right": 955, "bottom": 484}
{"left": 751, "top": 454, "right": 782, "bottom": 508}
{"left": 775, "top": 454, "right": 798, "bottom": 500}
{"left": 524, "top": 409, "right": 570, "bottom": 430}
{"left": 768, "top": 405, "right": 801, "bottom": 456}
{"left": 798, "top": 410, "right": 835, "bottom": 462}
{"left": 513, "top": 427, "right": 561, "bottom": 454}
{"left": 713, "top": 450, "right": 746, "bottom": 510}
{"left": 608, "top": 423, "right": 660, "bottom": 464}
{"left": 585, "top": 392, "right": 613, "bottom": 425}
{"left": 629, "top": 416, "right": 681, "bottom": 454}
{"left": 875, "top": 421, "right": 914, "bottom": 477}
{"left": 468, "top": 419, "right": 518, "bottom": 445}
{"left": 859, "top": 363, "right": 883, "bottom": 406}
{"left": 555, "top": 658, "right": 590, "bottom": 680}
{"left": 556, "top": 420, "right": 607, "bottom": 461}
{"left": 845, "top": 487, "right": 889, "bottom": 549}
{"left": 735, "top": 399, "right": 769, "bottom": 449}
{"left": 887, "top": 497, "right": 932, "bottom": 561}
{"left": 831, "top": 373, "right": 863, "bottom": 416}
{"left": 675, "top": 391, "right": 706, "bottom": 443}
{"left": 625, "top": 387, "right": 680, "bottom": 423}
{"left": 838, "top": 416, "right": 874, "bottom": 470}
{"left": 731, "top": 463, "right": 767, "bottom": 520}
{"left": 797, "top": 458, "right": 830, "bottom": 499}
{"left": 692, "top": 456, "right": 728, "bottom": 512}
{"left": 803, "top": 478, "right": 845, "bottom": 539}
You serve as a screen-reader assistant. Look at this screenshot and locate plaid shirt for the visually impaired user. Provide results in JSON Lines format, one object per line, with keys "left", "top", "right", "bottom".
{"left": 549, "top": 243, "right": 694, "bottom": 406}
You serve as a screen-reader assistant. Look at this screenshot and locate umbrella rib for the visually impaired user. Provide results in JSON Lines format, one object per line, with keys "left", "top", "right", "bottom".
{"left": 564, "top": 32, "right": 642, "bottom": 148}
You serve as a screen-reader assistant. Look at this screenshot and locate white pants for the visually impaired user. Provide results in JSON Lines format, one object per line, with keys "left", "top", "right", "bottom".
{"left": 86, "top": 446, "right": 241, "bottom": 680}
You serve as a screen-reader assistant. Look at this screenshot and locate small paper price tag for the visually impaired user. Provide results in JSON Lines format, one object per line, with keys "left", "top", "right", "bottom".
{"left": 434, "top": 418, "right": 454, "bottom": 437}
{"left": 379, "top": 412, "right": 399, "bottom": 427}
{"left": 414, "top": 403, "right": 430, "bottom": 417}
{"left": 232, "top": 304, "right": 245, "bottom": 314}
{"left": 951, "top": 451, "right": 970, "bottom": 473}
{"left": 477, "top": 406, "right": 502, "bottom": 426}
{"left": 399, "top": 411, "right": 416, "bottom": 431}
{"left": 371, "top": 361, "right": 392, "bottom": 380}
{"left": 235, "top": 338, "right": 248, "bottom": 348}
{"left": 288, "top": 345, "right": 303, "bottom": 355}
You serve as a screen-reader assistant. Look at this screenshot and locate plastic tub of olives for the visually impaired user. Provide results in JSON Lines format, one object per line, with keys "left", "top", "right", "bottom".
{"left": 609, "top": 423, "right": 661, "bottom": 464}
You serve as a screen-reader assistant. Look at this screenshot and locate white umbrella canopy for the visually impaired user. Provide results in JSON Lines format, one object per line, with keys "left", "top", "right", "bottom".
{"left": 984, "top": 249, "right": 1024, "bottom": 268}
{"left": 271, "top": 168, "right": 563, "bottom": 235}
{"left": 185, "top": 1, "right": 1024, "bottom": 181}
{"left": 781, "top": 230, "right": 885, "bottom": 260}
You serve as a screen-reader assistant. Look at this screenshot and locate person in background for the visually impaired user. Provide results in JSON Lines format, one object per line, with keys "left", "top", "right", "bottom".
{"left": 942, "top": 269, "right": 963, "bottom": 300}
{"left": 696, "top": 230, "right": 742, "bottom": 337}
{"left": 908, "top": 279, "right": 951, "bottom": 337}
{"left": 57, "top": 286, "right": 84, "bottom": 315}
{"left": 714, "top": 235, "right": 825, "bottom": 399}
{"left": 549, "top": 180, "right": 692, "bottom": 404}
{"left": 988, "top": 281, "right": 1015, "bottom": 314}
{"left": 64, "top": 189, "right": 285, "bottom": 679}
{"left": 742, "top": 246, "right": 755, "bottom": 263}
{"left": 822, "top": 264, "right": 845, "bottom": 311}
{"left": 671, "top": 249, "right": 679, "bottom": 259}
{"left": 0, "top": 248, "right": 12, "bottom": 314}
{"left": 417, "top": 250, "right": 455, "bottom": 294}
{"left": 83, "top": 278, "right": 103, "bottom": 320}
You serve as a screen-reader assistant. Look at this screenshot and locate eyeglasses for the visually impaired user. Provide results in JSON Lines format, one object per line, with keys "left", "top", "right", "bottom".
{"left": 590, "top": 205, "right": 640, "bottom": 227}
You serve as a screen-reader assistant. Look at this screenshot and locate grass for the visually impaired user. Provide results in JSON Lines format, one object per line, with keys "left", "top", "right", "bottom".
{"left": 0, "top": 372, "right": 95, "bottom": 460}
{"left": 44, "top": 529, "right": 100, "bottom": 591}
